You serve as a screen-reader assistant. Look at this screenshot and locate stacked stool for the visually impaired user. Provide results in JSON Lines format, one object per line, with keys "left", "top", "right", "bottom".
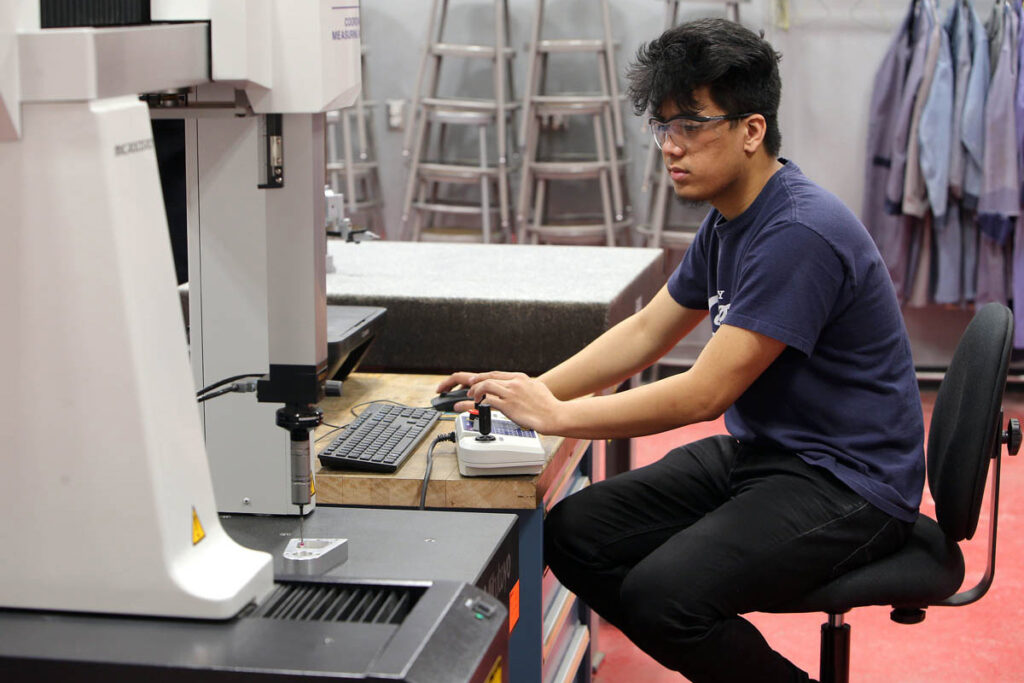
{"left": 636, "top": 0, "right": 742, "bottom": 252}
{"left": 516, "top": 0, "right": 632, "bottom": 246}
{"left": 325, "top": 46, "right": 385, "bottom": 237}
{"left": 401, "top": 0, "right": 517, "bottom": 243}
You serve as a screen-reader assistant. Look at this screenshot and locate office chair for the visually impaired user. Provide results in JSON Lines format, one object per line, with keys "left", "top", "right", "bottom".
{"left": 767, "top": 302, "right": 1021, "bottom": 683}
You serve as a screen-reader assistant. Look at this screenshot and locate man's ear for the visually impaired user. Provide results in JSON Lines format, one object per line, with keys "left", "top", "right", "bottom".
{"left": 742, "top": 114, "right": 768, "bottom": 154}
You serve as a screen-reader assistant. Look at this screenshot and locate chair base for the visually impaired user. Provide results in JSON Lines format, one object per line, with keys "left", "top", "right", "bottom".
{"left": 820, "top": 615, "right": 850, "bottom": 683}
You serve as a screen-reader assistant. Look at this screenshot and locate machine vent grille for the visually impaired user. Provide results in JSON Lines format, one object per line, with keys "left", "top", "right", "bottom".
{"left": 253, "top": 583, "right": 425, "bottom": 624}
{"left": 41, "top": 0, "right": 151, "bottom": 28}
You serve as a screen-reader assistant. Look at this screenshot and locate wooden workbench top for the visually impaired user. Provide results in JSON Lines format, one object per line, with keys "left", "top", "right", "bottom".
{"left": 313, "top": 373, "right": 588, "bottom": 510}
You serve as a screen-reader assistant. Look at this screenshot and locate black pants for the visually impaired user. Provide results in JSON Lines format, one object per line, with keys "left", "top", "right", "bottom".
{"left": 544, "top": 436, "right": 912, "bottom": 683}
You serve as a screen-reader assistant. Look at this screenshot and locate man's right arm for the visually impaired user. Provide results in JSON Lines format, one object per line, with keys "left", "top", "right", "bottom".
{"left": 538, "top": 284, "right": 708, "bottom": 400}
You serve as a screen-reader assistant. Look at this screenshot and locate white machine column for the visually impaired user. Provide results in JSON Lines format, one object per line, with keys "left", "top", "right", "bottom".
{"left": 187, "top": 107, "right": 329, "bottom": 516}
{"left": 183, "top": 0, "right": 360, "bottom": 517}
{"left": 265, "top": 113, "right": 328, "bottom": 382}
{"left": 261, "top": 112, "right": 329, "bottom": 512}
{"left": 0, "top": 72, "right": 272, "bottom": 621}
{"left": 186, "top": 100, "right": 286, "bottom": 515}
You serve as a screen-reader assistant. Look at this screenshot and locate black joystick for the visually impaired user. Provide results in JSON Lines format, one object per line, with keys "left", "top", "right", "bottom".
{"left": 475, "top": 403, "right": 496, "bottom": 442}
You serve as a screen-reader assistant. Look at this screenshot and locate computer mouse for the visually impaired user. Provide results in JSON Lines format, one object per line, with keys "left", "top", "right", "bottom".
{"left": 431, "top": 388, "right": 471, "bottom": 412}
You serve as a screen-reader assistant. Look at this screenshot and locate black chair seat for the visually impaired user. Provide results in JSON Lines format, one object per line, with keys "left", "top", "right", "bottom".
{"left": 769, "top": 515, "right": 965, "bottom": 614}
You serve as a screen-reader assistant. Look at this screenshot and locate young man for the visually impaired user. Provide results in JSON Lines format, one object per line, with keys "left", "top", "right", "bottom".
{"left": 438, "top": 19, "right": 924, "bottom": 682}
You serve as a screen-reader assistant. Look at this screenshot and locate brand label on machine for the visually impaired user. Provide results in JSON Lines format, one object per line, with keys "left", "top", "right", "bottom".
{"left": 113, "top": 138, "right": 154, "bottom": 157}
{"left": 330, "top": 6, "right": 360, "bottom": 41}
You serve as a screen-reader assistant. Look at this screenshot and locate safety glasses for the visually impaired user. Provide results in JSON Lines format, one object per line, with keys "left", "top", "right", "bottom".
{"left": 648, "top": 112, "right": 753, "bottom": 150}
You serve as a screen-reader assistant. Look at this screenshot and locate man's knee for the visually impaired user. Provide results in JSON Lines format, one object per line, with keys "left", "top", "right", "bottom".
{"left": 619, "top": 564, "right": 715, "bottom": 651}
{"left": 543, "top": 494, "right": 589, "bottom": 576}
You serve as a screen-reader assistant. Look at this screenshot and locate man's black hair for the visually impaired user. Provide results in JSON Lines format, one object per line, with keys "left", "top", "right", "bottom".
{"left": 626, "top": 18, "right": 783, "bottom": 156}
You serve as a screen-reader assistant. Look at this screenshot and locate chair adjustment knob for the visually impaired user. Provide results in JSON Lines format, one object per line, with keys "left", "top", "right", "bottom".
{"left": 890, "top": 607, "right": 927, "bottom": 624}
{"left": 1002, "top": 418, "right": 1022, "bottom": 456}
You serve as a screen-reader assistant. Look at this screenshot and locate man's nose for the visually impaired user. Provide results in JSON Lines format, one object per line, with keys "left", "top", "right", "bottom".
{"left": 662, "top": 136, "right": 685, "bottom": 157}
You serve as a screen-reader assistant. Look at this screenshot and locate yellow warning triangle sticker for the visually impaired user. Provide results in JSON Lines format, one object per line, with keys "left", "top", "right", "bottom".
{"left": 191, "top": 506, "right": 206, "bottom": 545}
{"left": 310, "top": 478, "right": 316, "bottom": 497}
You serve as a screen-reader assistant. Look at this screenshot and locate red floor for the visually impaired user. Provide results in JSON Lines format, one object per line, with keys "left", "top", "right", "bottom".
{"left": 591, "top": 387, "right": 1024, "bottom": 682}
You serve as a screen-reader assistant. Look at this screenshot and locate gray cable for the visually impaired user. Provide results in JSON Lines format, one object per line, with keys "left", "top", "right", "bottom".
{"left": 420, "top": 432, "right": 456, "bottom": 510}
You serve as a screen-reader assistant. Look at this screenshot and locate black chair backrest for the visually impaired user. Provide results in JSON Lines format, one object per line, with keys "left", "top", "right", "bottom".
{"left": 927, "top": 303, "right": 1013, "bottom": 542}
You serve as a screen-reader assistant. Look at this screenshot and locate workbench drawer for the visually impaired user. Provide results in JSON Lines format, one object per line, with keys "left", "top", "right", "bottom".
{"left": 542, "top": 623, "right": 590, "bottom": 683}
{"left": 543, "top": 583, "right": 578, "bottom": 664}
{"left": 539, "top": 452, "right": 592, "bottom": 682}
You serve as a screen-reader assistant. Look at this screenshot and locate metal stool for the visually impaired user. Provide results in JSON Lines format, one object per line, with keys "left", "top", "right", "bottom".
{"left": 325, "top": 48, "right": 385, "bottom": 237}
{"left": 519, "top": 98, "right": 628, "bottom": 245}
{"left": 408, "top": 107, "right": 507, "bottom": 242}
{"left": 401, "top": 0, "right": 516, "bottom": 242}
{"left": 516, "top": 0, "right": 632, "bottom": 246}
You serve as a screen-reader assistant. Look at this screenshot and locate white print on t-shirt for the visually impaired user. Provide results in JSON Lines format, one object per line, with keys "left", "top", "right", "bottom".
{"left": 708, "top": 290, "right": 729, "bottom": 327}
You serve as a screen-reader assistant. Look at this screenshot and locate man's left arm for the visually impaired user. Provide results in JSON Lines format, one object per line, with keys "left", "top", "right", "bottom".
{"left": 472, "top": 323, "right": 785, "bottom": 439}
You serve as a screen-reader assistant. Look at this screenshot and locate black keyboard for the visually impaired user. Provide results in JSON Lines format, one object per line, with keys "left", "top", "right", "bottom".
{"left": 317, "top": 403, "right": 440, "bottom": 473}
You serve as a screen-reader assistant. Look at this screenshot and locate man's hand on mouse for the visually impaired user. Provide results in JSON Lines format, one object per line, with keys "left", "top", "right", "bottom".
{"left": 436, "top": 371, "right": 479, "bottom": 412}
{"left": 437, "top": 371, "right": 562, "bottom": 433}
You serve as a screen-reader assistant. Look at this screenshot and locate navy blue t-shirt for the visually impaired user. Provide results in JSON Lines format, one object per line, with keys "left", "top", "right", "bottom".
{"left": 667, "top": 160, "right": 925, "bottom": 522}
